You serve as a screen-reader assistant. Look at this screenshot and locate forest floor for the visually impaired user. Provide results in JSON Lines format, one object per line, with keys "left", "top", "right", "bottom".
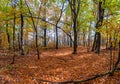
{"left": 0, "top": 46, "right": 120, "bottom": 84}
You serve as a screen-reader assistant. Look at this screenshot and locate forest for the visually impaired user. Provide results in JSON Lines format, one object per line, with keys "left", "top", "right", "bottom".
{"left": 0, "top": 0, "right": 120, "bottom": 84}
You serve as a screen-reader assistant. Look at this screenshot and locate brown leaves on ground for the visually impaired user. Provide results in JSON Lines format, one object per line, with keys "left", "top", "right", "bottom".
{"left": 0, "top": 46, "right": 120, "bottom": 84}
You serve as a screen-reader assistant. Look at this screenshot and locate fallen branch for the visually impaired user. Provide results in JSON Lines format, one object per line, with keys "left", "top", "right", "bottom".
{"left": 35, "top": 67, "right": 120, "bottom": 84}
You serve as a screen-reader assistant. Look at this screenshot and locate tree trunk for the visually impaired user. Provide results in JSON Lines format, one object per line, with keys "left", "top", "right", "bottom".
{"left": 55, "top": 25, "right": 58, "bottom": 49}
{"left": 92, "top": 1, "right": 104, "bottom": 54}
{"left": 11, "top": 12, "right": 16, "bottom": 64}
{"left": 113, "top": 31, "right": 117, "bottom": 49}
{"left": 43, "top": 1, "right": 47, "bottom": 47}
{"left": 110, "top": 41, "right": 120, "bottom": 76}
{"left": 43, "top": 28, "right": 47, "bottom": 47}
{"left": 73, "top": 18, "right": 77, "bottom": 54}
{"left": 68, "top": 0, "right": 81, "bottom": 54}
{"left": 87, "top": 23, "right": 91, "bottom": 52}
{"left": 6, "top": 23, "right": 11, "bottom": 49}
{"left": 54, "top": 2, "right": 65, "bottom": 49}
{"left": 20, "top": 14, "right": 24, "bottom": 55}
{"left": 92, "top": 33, "right": 97, "bottom": 51}
{"left": 106, "top": 31, "right": 109, "bottom": 49}
{"left": 36, "top": 32, "right": 40, "bottom": 59}
{"left": 109, "top": 36, "right": 113, "bottom": 72}
{"left": 18, "top": 33, "right": 21, "bottom": 50}
{"left": 95, "top": 32, "right": 101, "bottom": 54}
{"left": 0, "top": 26, "right": 1, "bottom": 48}
{"left": 25, "top": 0, "right": 40, "bottom": 59}
{"left": 83, "top": 31, "right": 86, "bottom": 46}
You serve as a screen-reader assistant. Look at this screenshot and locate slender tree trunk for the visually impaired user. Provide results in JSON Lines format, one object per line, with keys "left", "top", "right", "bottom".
{"left": 6, "top": 23, "right": 11, "bottom": 49}
{"left": 92, "top": 1, "right": 105, "bottom": 54}
{"left": 25, "top": 0, "right": 40, "bottom": 59}
{"left": 87, "top": 23, "right": 91, "bottom": 52}
{"left": 92, "top": 33, "right": 97, "bottom": 51}
{"left": 43, "top": 28, "right": 47, "bottom": 47}
{"left": 68, "top": 0, "right": 81, "bottom": 54}
{"left": 73, "top": 18, "right": 77, "bottom": 54}
{"left": 55, "top": 25, "right": 58, "bottom": 49}
{"left": 67, "top": 35, "right": 69, "bottom": 46}
{"left": 110, "top": 41, "right": 120, "bottom": 76}
{"left": 70, "top": 30, "right": 72, "bottom": 47}
{"left": 20, "top": 14, "right": 24, "bottom": 55}
{"left": 43, "top": 1, "right": 47, "bottom": 47}
{"left": 70, "top": 37, "right": 72, "bottom": 47}
{"left": 0, "top": 26, "right": 1, "bottom": 48}
{"left": 109, "top": 35, "right": 113, "bottom": 72}
{"left": 114, "top": 41, "right": 120, "bottom": 68}
{"left": 18, "top": 33, "right": 21, "bottom": 50}
{"left": 54, "top": 2, "right": 65, "bottom": 49}
{"left": 11, "top": 12, "right": 16, "bottom": 64}
{"left": 95, "top": 32, "right": 101, "bottom": 54}
{"left": 36, "top": 32, "right": 40, "bottom": 59}
{"left": 106, "top": 13, "right": 109, "bottom": 49}
{"left": 20, "top": 0, "right": 24, "bottom": 55}
{"left": 113, "top": 31, "right": 117, "bottom": 50}
{"left": 106, "top": 31, "right": 109, "bottom": 49}
{"left": 83, "top": 31, "right": 86, "bottom": 46}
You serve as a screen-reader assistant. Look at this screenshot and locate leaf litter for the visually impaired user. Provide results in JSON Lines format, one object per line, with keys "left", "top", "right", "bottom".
{"left": 0, "top": 46, "right": 120, "bottom": 84}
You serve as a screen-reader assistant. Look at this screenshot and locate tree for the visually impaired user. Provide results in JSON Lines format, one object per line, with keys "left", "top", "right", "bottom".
{"left": 54, "top": 1, "right": 65, "bottom": 49}
{"left": 42, "top": 0, "right": 47, "bottom": 47}
{"left": 92, "top": 0, "right": 105, "bottom": 54}
{"left": 25, "top": 0, "right": 40, "bottom": 59}
{"left": 11, "top": 0, "right": 18, "bottom": 64}
{"left": 6, "top": 22, "right": 11, "bottom": 49}
{"left": 68, "top": 0, "right": 81, "bottom": 54}
{"left": 20, "top": 0, "right": 25, "bottom": 55}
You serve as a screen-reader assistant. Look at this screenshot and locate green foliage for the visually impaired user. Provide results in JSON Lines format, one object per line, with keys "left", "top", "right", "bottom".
{"left": 0, "top": 0, "right": 120, "bottom": 48}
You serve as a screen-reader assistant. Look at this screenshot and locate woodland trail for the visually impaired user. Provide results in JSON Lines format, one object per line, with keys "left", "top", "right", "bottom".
{"left": 0, "top": 46, "right": 120, "bottom": 84}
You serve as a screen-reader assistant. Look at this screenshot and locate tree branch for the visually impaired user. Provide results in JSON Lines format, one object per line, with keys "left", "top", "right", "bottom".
{"left": 24, "top": 15, "right": 73, "bottom": 42}
{"left": 35, "top": 68, "right": 120, "bottom": 84}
